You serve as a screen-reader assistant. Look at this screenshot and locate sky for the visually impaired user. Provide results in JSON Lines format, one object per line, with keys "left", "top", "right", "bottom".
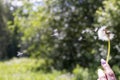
{"left": 4, "top": 0, "right": 43, "bottom": 7}
{"left": 5, "top": 0, "right": 44, "bottom": 11}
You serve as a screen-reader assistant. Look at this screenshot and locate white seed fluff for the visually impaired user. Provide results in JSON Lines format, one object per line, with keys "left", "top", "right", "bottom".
{"left": 98, "top": 26, "right": 114, "bottom": 41}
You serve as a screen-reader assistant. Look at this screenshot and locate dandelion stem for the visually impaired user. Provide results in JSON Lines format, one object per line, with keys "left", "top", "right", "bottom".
{"left": 106, "top": 39, "right": 110, "bottom": 63}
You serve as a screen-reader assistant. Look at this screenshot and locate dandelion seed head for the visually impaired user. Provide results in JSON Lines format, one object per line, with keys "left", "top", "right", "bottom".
{"left": 98, "top": 26, "right": 114, "bottom": 41}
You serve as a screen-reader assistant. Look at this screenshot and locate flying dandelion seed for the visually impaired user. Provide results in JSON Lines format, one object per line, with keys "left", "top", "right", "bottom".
{"left": 17, "top": 52, "right": 23, "bottom": 57}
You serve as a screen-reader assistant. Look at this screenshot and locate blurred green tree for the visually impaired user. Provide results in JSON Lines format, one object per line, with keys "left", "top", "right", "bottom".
{"left": 0, "top": 0, "right": 13, "bottom": 59}
{"left": 43, "top": 0, "right": 103, "bottom": 70}
{"left": 11, "top": 0, "right": 104, "bottom": 70}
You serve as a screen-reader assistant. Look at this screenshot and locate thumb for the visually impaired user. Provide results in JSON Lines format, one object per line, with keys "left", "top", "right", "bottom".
{"left": 101, "top": 59, "right": 116, "bottom": 80}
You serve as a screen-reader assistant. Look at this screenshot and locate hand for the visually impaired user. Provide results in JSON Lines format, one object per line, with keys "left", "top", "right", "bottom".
{"left": 97, "top": 59, "right": 116, "bottom": 80}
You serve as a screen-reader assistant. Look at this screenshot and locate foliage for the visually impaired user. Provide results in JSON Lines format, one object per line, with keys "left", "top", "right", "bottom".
{"left": 0, "top": 0, "right": 13, "bottom": 59}
{"left": 9, "top": 1, "right": 54, "bottom": 58}
{"left": 95, "top": 0, "right": 120, "bottom": 66}
{"left": 0, "top": 0, "right": 120, "bottom": 79}
{"left": 0, "top": 58, "right": 62, "bottom": 80}
{"left": 9, "top": 0, "right": 104, "bottom": 70}
{"left": 44, "top": 0, "right": 103, "bottom": 70}
{"left": 113, "top": 65, "right": 120, "bottom": 80}
{"left": 73, "top": 65, "right": 97, "bottom": 80}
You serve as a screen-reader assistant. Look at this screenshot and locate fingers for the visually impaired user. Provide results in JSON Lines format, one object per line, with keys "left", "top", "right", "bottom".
{"left": 101, "top": 59, "right": 116, "bottom": 80}
{"left": 97, "top": 69, "right": 107, "bottom": 80}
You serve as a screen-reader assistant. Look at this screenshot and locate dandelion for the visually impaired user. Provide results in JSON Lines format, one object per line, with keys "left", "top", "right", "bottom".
{"left": 97, "top": 26, "right": 114, "bottom": 63}
{"left": 98, "top": 26, "right": 114, "bottom": 41}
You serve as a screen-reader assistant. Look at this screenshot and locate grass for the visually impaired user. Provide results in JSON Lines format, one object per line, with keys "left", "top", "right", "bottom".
{"left": 0, "top": 58, "right": 74, "bottom": 80}
{"left": 0, "top": 58, "right": 120, "bottom": 80}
